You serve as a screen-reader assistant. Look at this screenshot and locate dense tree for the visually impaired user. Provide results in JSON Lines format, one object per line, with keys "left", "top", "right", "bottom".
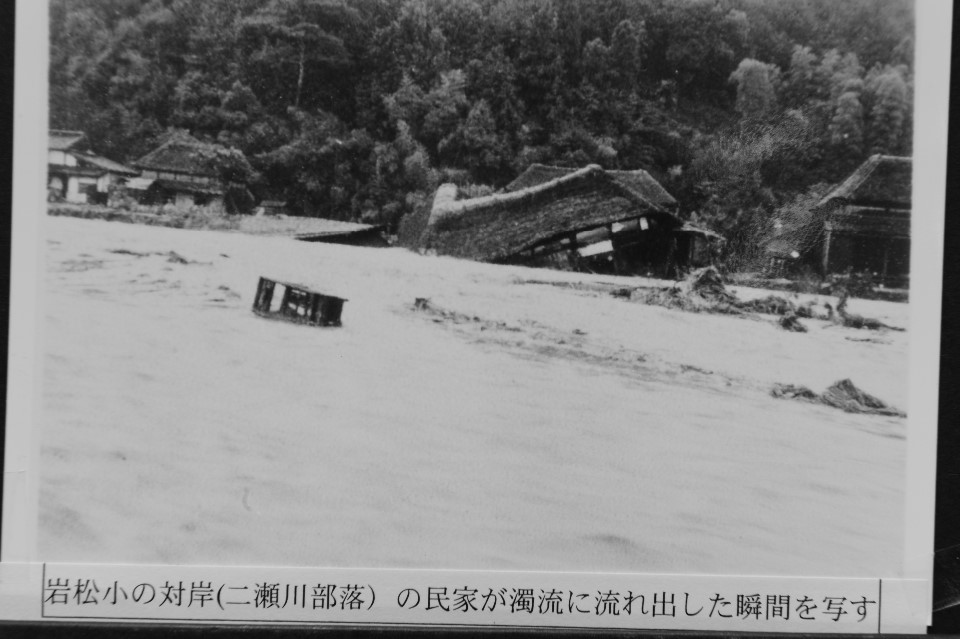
{"left": 49, "top": 0, "right": 914, "bottom": 235}
{"left": 730, "top": 59, "right": 779, "bottom": 121}
{"left": 829, "top": 89, "right": 865, "bottom": 160}
{"left": 865, "top": 65, "right": 910, "bottom": 155}
{"left": 239, "top": 0, "right": 357, "bottom": 111}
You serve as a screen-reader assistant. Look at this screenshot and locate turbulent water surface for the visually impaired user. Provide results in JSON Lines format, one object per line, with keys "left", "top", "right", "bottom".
{"left": 39, "top": 216, "right": 908, "bottom": 577}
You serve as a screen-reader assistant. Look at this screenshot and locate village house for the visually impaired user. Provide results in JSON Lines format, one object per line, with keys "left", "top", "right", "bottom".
{"left": 819, "top": 154, "right": 911, "bottom": 285}
{"left": 130, "top": 131, "right": 251, "bottom": 211}
{"left": 256, "top": 199, "right": 291, "bottom": 216}
{"left": 47, "top": 130, "right": 139, "bottom": 204}
{"left": 420, "top": 164, "right": 716, "bottom": 275}
{"left": 766, "top": 154, "right": 911, "bottom": 287}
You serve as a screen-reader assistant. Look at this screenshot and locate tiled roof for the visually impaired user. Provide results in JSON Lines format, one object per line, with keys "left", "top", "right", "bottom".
{"left": 49, "top": 130, "right": 86, "bottom": 151}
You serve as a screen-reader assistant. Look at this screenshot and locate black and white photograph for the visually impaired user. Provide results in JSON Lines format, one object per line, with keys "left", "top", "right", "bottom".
{"left": 0, "top": 0, "right": 952, "bottom": 631}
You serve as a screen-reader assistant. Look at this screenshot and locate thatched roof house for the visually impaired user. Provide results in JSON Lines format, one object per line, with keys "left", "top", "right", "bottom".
{"left": 134, "top": 130, "right": 222, "bottom": 179}
{"left": 420, "top": 164, "right": 713, "bottom": 275}
{"left": 132, "top": 131, "right": 252, "bottom": 210}
{"left": 819, "top": 155, "right": 911, "bottom": 283}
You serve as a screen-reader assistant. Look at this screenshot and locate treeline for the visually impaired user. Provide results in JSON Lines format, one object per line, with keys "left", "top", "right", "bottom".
{"left": 50, "top": 0, "right": 913, "bottom": 239}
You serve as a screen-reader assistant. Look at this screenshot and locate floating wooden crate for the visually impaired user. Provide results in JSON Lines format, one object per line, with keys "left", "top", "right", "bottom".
{"left": 252, "top": 277, "right": 346, "bottom": 327}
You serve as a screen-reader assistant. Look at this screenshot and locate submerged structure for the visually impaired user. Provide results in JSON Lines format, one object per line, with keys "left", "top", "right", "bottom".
{"left": 420, "top": 164, "right": 716, "bottom": 276}
{"left": 252, "top": 277, "right": 346, "bottom": 327}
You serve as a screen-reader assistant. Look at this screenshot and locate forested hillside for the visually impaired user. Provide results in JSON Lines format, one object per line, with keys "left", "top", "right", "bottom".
{"left": 50, "top": 0, "right": 913, "bottom": 244}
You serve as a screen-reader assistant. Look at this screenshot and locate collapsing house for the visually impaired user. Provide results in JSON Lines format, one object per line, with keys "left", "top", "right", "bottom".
{"left": 420, "top": 164, "right": 717, "bottom": 275}
{"left": 766, "top": 155, "right": 911, "bottom": 287}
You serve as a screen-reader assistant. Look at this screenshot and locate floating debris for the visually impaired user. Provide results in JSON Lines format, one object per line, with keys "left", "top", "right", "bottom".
{"left": 635, "top": 267, "right": 741, "bottom": 314}
{"left": 252, "top": 277, "right": 346, "bottom": 327}
{"left": 771, "top": 378, "right": 904, "bottom": 417}
{"left": 770, "top": 383, "right": 819, "bottom": 402}
{"left": 167, "top": 251, "right": 192, "bottom": 264}
{"left": 778, "top": 312, "right": 808, "bottom": 332}
{"left": 615, "top": 267, "right": 903, "bottom": 333}
{"left": 835, "top": 292, "right": 904, "bottom": 331}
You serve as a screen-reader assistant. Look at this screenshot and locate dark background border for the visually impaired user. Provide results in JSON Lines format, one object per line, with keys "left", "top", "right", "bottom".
{"left": 0, "top": 0, "right": 956, "bottom": 637}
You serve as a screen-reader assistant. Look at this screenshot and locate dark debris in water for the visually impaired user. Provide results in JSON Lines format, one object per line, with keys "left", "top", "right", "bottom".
{"left": 105, "top": 248, "right": 209, "bottom": 265}
{"left": 613, "top": 267, "right": 906, "bottom": 333}
{"left": 772, "top": 378, "right": 904, "bottom": 417}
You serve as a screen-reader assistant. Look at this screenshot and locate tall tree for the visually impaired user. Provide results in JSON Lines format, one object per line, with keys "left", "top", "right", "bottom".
{"left": 865, "top": 65, "right": 910, "bottom": 155}
{"left": 828, "top": 88, "right": 865, "bottom": 160}
{"left": 240, "top": 0, "right": 356, "bottom": 111}
{"left": 730, "top": 59, "right": 779, "bottom": 121}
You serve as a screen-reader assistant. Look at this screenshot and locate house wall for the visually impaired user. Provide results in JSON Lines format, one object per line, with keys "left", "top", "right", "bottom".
{"left": 170, "top": 192, "right": 223, "bottom": 210}
{"left": 821, "top": 203, "right": 911, "bottom": 282}
{"left": 174, "top": 192, "right": 194, "bottom": 209}
{"left": 48, "top": 150, "right": 78, "bottom": 167}
{"left": 65, "top": 177, "right": 84, "bottom": 203}
{"left": 824, "top": 232, "right": 909, "bottom": 279}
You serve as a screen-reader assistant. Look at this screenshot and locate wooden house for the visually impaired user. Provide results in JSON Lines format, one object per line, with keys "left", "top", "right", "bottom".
{"left": 421, "top": 164, "right": 714, "bottom": 275}
{"left": 131, "top": 131, "right": 250, "bottom": 210}
{"left": 47, "top": 130, "right": 139, "bottom": 204}
{"left": 257, "top": 200, "right": 290, "bottom": 216}
{"left": 819, "top": 155, "right": 911, "bottom": 285}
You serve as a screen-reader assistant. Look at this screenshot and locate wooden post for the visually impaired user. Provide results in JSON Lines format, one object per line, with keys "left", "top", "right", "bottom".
{"left": 881, "top": 238, "right": 891, "bottom": 283}
{"left": 253, "top": 277, "right": 266, "bottom": 311}
{"left": 279, "top": 285, "right": 291, "bottom": 318}
{"left": 822, "top": 231, "right": 830, "bottom": 273}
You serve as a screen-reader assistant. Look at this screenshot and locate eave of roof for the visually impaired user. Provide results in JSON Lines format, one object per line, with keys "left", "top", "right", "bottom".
{"left": 154, "top": 179, "right": 224, "bottom": 196}
{"left": 77, "top": 153, "right": 139, "bottom": 176}
{"left": 49, "top": 130, "right": 86, "bottom": 151}
{"left": 48, "top": 165, "right": 106, "bottom": 178}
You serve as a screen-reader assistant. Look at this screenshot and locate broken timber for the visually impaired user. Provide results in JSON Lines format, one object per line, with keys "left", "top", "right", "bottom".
{"left": 252, "top": 276, "right": 346, "bottom": 327}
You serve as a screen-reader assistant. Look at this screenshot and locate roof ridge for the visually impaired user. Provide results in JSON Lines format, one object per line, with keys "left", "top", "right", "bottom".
{"left": 431, "top": 165, "right": 608, "bottom": 220}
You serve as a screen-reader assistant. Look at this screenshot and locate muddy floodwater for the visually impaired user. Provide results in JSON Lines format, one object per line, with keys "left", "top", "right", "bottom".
{"left": 39, "top": 216, "right": 908, "bottom": 577}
